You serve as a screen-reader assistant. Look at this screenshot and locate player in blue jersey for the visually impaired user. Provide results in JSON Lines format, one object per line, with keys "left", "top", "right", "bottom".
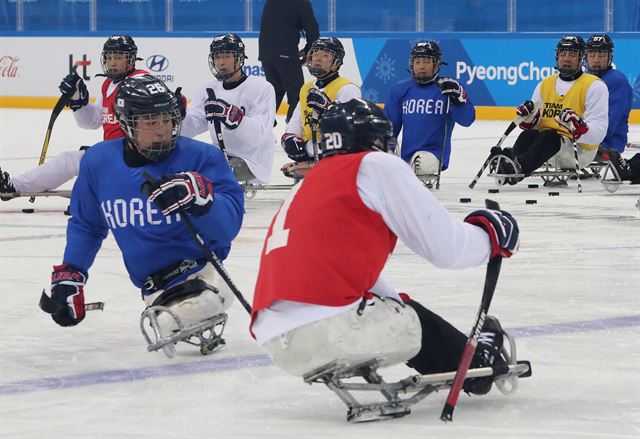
{"left": 384, "top": 41, "right": 475, "bottom": 186}
{"left": 40, "top": 75, "right": 245, "bottom": 356}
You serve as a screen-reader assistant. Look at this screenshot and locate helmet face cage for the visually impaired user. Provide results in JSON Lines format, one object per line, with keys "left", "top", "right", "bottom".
{"left": 121, "top": 110, "right": 182, "bottom": 162}
{"left": 320, "top": 98, "right": 394, "bottom": 158}
{"left": 409, "top": 41, "right": 442, "bottom": 84}
{"left": 101, "top": 35, "right": 138, "bottom": 81}
{"left": 306, "top": 38, "right": 345, "bottom": 78}
{"left": 208, "top": 34, "right": 246, "bottom": 81}
{"left": 555, "top": 35, "right": 585, "bottom": 76}
{"left": 585, "top": 34, "right": 614, "bottom": 73}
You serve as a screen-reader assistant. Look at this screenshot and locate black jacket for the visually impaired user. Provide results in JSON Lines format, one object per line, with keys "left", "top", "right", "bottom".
{"left": 258, "top": 0, "right": 320, "bottom": 62}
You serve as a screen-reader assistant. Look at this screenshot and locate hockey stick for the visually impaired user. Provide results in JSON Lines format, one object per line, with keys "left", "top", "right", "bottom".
{"left": 310, "top": 110, "right": 320, "bottom": 163}
{"left": 468, "top": 121, "right": 519, "bottom": 189}
{"left": 30, "top": 80, "right": 76, "bottom": 203}
{"left": 141, "top": 171, "right": 252, "bottom": 314}
{"left": 435, "top": 98, "right": 451, "bottom": 190}
{"left": 570, "top": 135, "right": 583, "bottom": 193}
{"left": 205, "top": 88, "right": 230, "bottom": 162}
{"left": 39, "top": 290, "right": 104, "bottom": 314}
{"left": 440, "top": 198, "right": 503, "bottom": 422}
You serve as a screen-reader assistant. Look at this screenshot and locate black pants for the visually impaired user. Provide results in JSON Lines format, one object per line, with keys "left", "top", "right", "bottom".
{"left": 512, "top": 129, "right": 562, "bottom": 174}
{"left": 262, "top": 59, "right": 304, "bottom": 122}
{"left": 405, "top": 300, "right": 467, "bottom": 374}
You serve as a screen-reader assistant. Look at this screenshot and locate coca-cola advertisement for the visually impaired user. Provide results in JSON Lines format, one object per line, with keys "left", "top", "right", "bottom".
{"left": 0, "top": 56, "right": 19, "bottom": 78}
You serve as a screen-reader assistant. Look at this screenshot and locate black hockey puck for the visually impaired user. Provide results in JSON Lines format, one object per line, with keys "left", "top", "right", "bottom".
{"left": 459, "top": 198, "right": 472, "bottom": 203}
{"left": 528, "top": 184, "right": 539, "bottom": 189}
{"left": 525, "top": 199, "right": 537, "bottom": 205}
{"left": 488, "top": 189, "right": 500, "bottom": 194}
{"left": 22, "top": 208, "right": 35, "bottom": 213}
{"left": 548, "top": 192, "right": 560, "bottom": 196}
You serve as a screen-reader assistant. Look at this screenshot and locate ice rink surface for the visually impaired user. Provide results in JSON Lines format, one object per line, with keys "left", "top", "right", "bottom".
{"left": 1, "top": 108, "right": 639, "bottom": 438}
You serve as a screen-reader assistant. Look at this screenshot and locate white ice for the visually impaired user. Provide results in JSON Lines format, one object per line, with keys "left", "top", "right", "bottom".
{"left": 1, "top": 108, "right": 639, "bottom": 438}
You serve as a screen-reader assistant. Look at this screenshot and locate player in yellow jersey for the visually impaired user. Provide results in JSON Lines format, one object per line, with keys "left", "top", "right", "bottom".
{"left": 492, "top": 35, "right": 609, "bottom": 185}
{"left": 280, "top": 37, "right": 361, "bottom": 178}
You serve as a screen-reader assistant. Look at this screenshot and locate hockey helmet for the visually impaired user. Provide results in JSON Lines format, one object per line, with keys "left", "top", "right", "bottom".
{"left": 409, "top": 40, "right": 444, "bottom": 85}
{"left": 306, "top": 37, "right": 345, "bottom": 78}
{"left": 115, "top": 75, "right": 182, "bottom": 162}
{"left": 585, "top": 34, "right": 614, "bottom": 74}
{"left": 208, "top": 33, "right": 246, "bottom": 81}
{"left": 101, "top": 35, "right": 139, "bottom": 82}
{"left": 555, "top": 35, "right": 585, "bottom": 77}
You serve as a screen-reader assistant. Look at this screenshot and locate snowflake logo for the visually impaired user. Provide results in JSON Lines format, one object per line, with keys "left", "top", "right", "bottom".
{"left": 375, "top": 53, "right": 396, "bottom": 84}
{"left": 363, "top": 88, "right": 380, "bottom": 103}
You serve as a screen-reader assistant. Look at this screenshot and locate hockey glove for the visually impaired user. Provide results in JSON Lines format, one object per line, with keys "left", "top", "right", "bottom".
{"left": 204, "top": 97, "right": 244, "bottom": 130}
{"left": 142, "top": 171, "right": 214, "bottom": 216}
{"left": 307, "top": 88, "right": 332, "bottom": 117}
{"left": 516, "top": 100, "right": 541, "bottom": 130}
{"left": 49, "top": 264, "right": 87, "bottom": 327}
{"left": 437, "top": 77, "right": 467, "bottom": 105}
{"left": 175, "top": 86, "right": 187, "bottom": 120}
{"left": 282, "top": 133, "right": 309, "bottom": 162}
{"left": 59, "top": 72, "right": 89, "bottom": 111}
{"left": 555, "top": 108, "right": 589, "bottom": 140}
{"left": 464, "top": 209, "right": 519, "bottom": 259}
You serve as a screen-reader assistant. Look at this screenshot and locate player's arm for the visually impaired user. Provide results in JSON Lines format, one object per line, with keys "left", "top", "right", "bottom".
{"left": 73, "top": 92, "right": 103, "bottom": 130}
{"left": 335, "top": 83, "right": 362, "bottom": 102}
{"left": 181, "top": 86, "right": 209, "bottom": 138}
{"left": 577, "top": 80, "right": 609, "bottom": 146}
{"left": 606, "top": 78, "right": 633, "bottom": 141}
{"left": 384, "top": 86, "right": 403, "bottom": 138}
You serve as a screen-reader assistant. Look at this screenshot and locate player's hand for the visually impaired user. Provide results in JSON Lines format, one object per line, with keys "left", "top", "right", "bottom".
{"left": 282, "top": 133, "right": 308, "bottom": 162}
{"left": 437, "top": 77, "right": 467, "bottom": 105}
{"left": 49, "top": 264, "right": 87, "bottom": 327}
{"left": 204, "top": 97, "right": 244, "bottom": 130}
{"left": 298, "top": 49, "right": 307, "bottom": 65}
{"left": 59, "top": 72, "right": 89, "bottom": 111}
{"left": 464, "top": 209, "right": 519, "bottom": 258}
{"left": 142, "top": 171, "right": 214, "bottom": 216}
{"left": 307, "top": 88, "right": 331, "bottom": 117}
{"left": 516, "top": 100, "right": 541, "bottom": 130}
{"left": 175, "top": 86, "right": 187, "bottom": 120}
{"left": 555, "top": 108, "right": 589, "bottom": 140}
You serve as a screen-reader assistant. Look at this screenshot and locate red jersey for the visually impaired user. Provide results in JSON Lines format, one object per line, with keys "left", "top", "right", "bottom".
{"left": 100, "top": 69, "right": 147, "bottom": 140}
{"left": 251, "top": 152, "right": 398, "bottom": 328}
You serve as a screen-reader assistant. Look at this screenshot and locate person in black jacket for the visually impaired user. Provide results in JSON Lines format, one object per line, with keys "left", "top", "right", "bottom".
{"left": 259, "top": 0, "right": 319, "bottom": 122}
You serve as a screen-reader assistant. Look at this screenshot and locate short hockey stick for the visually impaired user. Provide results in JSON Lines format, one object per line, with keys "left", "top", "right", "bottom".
{"left": 435, "top": 98, "right": 451, "bottom": 190}
{"left": 440, "top": 199, "right": 503, "bottom": 422}
{"left": 468, "top": 121, "right": 519, "bottom": 189}
{"left": 39, "top": 290, "right": 104, "bottom": 314}
{"left": 310, "top": 110, "right": 320, "bottom": 163}
{"left": 570, "top": 134, "right": 583, "bottom": 193}
{"left": 205, "top": 88, "right": 230, "bottom": 162}
{"left": 142, "top": 171, "right": 252, "bottom": 314}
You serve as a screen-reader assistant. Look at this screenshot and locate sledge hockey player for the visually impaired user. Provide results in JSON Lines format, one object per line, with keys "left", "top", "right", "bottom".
{"left": 250, "top": 99, "right": 523, "bottom": 416}
{"left": 280, "top": 37, "right": 361, "bottom": 180}
{"left": 385, "top": 41, "right": 475, "bottom": 187}
{"left": 492, "top": 35, "right": 608, "bottom": 185}
{"left": 0, "top": 35, "right": 149, "bottom": 196}
{"left": 181, "top": 33, "right": 277, "bottom": 185}
{"left": 40, "top": 76, "right": 244, "bottom": 356}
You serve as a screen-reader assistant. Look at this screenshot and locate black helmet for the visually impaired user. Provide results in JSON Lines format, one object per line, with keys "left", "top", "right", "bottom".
{"left": 101, "top": 35, "right": 139, "bottom": 82}
{"left": 208, "top": 33, "right": 246, "bottom": 81}
{"left": 555, "top": 35, "right": 585, "bottom": 77}
{"left": 319, "top": 98, "right": 394, "bottom": 157}
{"left": 409, "top": 40, "right": 443, "bottom": 85}
{"left": 115, "top": 75, "right": 181, "bottom": 162}
{"left": 306, "top": 37, "right": 345, "bottom": 78}
{"left": 585, "top": 34, "right": 614, "bottom": 74}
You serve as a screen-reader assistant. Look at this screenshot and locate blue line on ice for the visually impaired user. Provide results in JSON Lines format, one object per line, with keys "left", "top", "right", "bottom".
{"left": 1, "top": 315, "right": 638, "bottom": 396}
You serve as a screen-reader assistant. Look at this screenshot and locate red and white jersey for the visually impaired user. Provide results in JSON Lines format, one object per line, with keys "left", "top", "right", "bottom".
{"left": 251, "top": 151, "right": 493, "bottom": 344}
{"left": 72, "top": 69, "right": 148, "bottom": 140}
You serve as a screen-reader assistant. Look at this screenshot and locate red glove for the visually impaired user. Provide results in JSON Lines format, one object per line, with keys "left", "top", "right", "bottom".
{"left": 142, "top": 171, "right": 214, "bottom": 216}
{"left": 465, "top": 209, "right": 520, "bottom": 259}
{"left": 516, "top": 100, "right": 540, "bottom": 130}
{"left": 555, "top": 108, "right": 589, "bottom": 140}
{"left": 49, "top": 264, "right": 87, "bottom": 327}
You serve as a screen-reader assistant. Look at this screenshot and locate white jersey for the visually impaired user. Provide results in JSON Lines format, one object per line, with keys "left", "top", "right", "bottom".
{"left": 252, "top": 152, "right": 492, "bottom": 344}
{"left": 72, "top": 93, "right": 103, "bottom": 130}
{"left": 182, "top": 75, "right": 277, "bottom": 184}
{"left": 532, "top": 76, "right": 609, "bottom": 146}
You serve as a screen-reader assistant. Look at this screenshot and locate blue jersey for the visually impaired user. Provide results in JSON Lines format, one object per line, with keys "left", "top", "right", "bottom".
{"left": 63, "top": 136, "right": 244, "bottom": 290}
{"left": 384, "top": 78, "right": 475, "bottom": 169}
{"left": 598, "top": 68, "right": 632, "bottom": 152}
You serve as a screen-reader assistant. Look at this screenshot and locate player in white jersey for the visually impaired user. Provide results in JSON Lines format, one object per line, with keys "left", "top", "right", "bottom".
{"left": 181, "top": 33, "right": 277, "bottom": 185}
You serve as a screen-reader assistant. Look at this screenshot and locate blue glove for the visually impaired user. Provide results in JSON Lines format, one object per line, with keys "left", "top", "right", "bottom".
{"left": 307, "top": 88, "right": 332, "bottom": 117}
{"left": 464, "top": 209, "right": 519, "bottom": 258}
{"left": 49, "top": 264, "right": 87, "bottom": 327}
{"left": 59, "top": 72, "right": 89, "bottom": 111}
{"left": 204, "top": 97, "right": 244, "bottom": 130}
{"left": 437, "top": 77, "right": 467, "bottom": 105}
{"left": 142, "top": 171, "right": 214, "bottom": 216}
{"left": 281, "top": 133, "right": 308, "bottom": 162}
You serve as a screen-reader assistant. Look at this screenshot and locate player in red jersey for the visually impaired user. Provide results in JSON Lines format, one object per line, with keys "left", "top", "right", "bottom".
{"left": 251, "top": 98, "right": 520, "bottom": 396}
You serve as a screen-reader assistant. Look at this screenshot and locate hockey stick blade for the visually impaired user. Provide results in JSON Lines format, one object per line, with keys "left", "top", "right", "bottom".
{"left": 440, "top": 199, "right": 503, "bottom": 422}
{"left": 39, "top": 290, "right": 105, "bottom": 314}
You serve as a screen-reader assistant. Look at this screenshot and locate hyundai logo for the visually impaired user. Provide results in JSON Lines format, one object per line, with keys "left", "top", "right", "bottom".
{"left": 146, "top": 55, "right": 169, "bottom": 72}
